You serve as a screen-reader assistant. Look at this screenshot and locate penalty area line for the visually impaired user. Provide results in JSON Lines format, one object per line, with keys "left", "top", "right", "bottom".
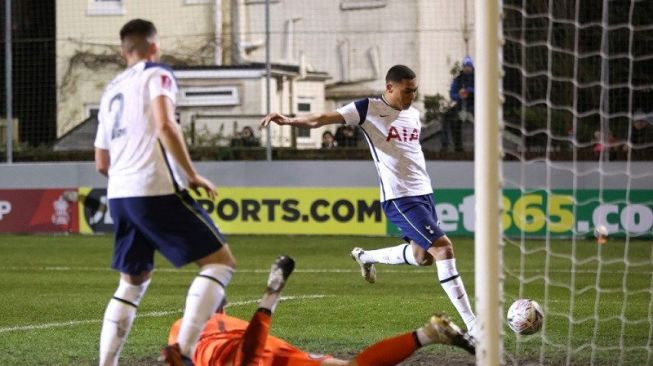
{"left": 0, "top": 294, "right": 331, "bottom": 334}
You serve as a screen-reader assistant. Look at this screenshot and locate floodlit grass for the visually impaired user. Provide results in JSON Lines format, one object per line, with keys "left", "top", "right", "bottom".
{"left": 0, "top": 234, "right": 650, "bottom": 365}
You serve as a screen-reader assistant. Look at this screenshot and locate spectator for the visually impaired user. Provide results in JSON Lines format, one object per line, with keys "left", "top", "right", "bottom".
{"left": 321, "top": 130, "right": 337, "bottom": 149}
{"left": 441, "top": 56, "right": 475, "bottom": 152}
{"left": 335, "top": 124, "right": 358, "bottom": 147}
{"left": 593, "top": 128, "right": 616, "bottom": 159}
{"left": 230, "top": 126, "right": 260, "bottom": 148}
{"left": 623, "top": 110, "right": 653, "bottom": 157}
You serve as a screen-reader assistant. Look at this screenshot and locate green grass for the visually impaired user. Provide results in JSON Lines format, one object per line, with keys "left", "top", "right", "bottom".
{"left": 0, "top": 234, "right": 651, "bottom": 365}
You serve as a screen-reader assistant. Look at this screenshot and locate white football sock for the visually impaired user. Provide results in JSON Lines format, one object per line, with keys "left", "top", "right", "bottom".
{"left": 259, "top": 263, "right": 288, "bottom": 313}
{"left": 258, "top": 292, "right": 281, "bottom": 313}
{"left": 436, "top": 259, "right": 476, "bottom": 329}
{"left": 359, "top": 243, "right": 419, "bottom": 266}
{"left": 176, "top": 264, "right": 234, "bottom": 357}
{"left": 99, "top": 278, "right": 150, "bottom": 366}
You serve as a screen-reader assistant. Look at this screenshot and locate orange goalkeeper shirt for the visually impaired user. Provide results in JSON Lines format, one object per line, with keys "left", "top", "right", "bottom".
{"left": 168, "top": 313, "right": 331, "bottom": 366}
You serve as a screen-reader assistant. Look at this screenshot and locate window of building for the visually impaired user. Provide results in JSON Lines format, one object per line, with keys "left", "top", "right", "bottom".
{"left": 177, "top": 86, "right": 240, "bottom": 107}
{"left": 296, "top": 102, "right": 312, "bottom": 138}
{"left": 87, "top": 0, "right": 125, "bottom": 16}
{"left": 85, "top": 104, "right": 99, "bottom": 119}
{"left": 245, "top": 0, "right": 281, "bottom": 4}
{"left": 297, "top": 103, "right": 311, "bottom": 113}
{"left": 340, "top": 0, "right": 387, "bottom": 11}
{"left": 297, "top": 128, "right": 311, "bottom": 138}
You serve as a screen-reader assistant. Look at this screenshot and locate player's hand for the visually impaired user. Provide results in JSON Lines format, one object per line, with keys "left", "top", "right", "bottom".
{"left": 459, "top": 88, "right": 469, "bottom": 99}
{"left": 188, "top": 174, "right": 218, "bottom": 201}
{"left": 260, "top": 112, "right": 292, "bottom": 129}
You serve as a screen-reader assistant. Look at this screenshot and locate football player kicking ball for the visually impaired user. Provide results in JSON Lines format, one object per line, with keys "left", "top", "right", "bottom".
{"left": 260, "top": 65, "right": 478, "bottom": 338}
{"left": 166, "top": 256, "right": 475, "bottom": 366}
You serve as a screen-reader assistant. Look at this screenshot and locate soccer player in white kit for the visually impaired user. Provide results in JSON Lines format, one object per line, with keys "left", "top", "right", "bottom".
{"left": 94, "top": 19, "right": 236, "bottom": 366}
{"left": 260, "top": 65, "right": 478, "bottom": 338}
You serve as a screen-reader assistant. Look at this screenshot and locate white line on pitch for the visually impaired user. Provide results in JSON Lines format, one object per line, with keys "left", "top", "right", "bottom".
{"left": 0, "top": 294, "right": 331, "bottom": 334}
{"left": 0, "top": 266, "right": 431, "bottom": 274}
{"left": 0, "top": 266, "right": 648, "bottom": 275}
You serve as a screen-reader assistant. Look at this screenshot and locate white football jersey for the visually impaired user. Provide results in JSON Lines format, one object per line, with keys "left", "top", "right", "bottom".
{"left": 337, "top": 97, "right": 433, "bottom": 201}
{"left": 94, "top": 61, "right": 186, "bottom": 199}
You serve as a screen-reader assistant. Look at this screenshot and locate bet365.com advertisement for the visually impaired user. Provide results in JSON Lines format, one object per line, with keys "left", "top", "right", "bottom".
{"left": 387, "top": 189, "right": 653, "bottom": 238}
{"left": 76, "top": 187, "right": 652, "bottom": 237}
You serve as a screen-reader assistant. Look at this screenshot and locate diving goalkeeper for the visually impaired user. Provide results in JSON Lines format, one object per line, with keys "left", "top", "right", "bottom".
{"left": 164, "top": 256, "right": 475, "bottom": 366}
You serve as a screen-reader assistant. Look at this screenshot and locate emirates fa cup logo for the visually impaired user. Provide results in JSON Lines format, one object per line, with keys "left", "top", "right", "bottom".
{"left": 51, "top": 195, "right": 70, "bottom": 225}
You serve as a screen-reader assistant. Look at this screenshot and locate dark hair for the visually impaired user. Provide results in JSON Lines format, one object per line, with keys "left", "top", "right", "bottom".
{"left": 119, "top": 19, "right": 157, "bottom": 53}
{"left": 385, "top": 65, "right": 416, "bottom": 83}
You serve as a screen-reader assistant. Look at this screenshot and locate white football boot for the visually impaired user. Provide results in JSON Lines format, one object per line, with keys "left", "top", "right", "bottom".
{"left": 350, "top": 247, "right": 377, "bottom": 284}
{"left": 266, "top": 255, "right": 295, "bottom": 293}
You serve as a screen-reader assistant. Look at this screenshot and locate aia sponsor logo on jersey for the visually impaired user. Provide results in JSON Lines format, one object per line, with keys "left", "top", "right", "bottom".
{"left": 386, "top": 125, "right": 419, "bottom": 142}
{"left": 161, "top": 75, "right": 172, "bottom": 90}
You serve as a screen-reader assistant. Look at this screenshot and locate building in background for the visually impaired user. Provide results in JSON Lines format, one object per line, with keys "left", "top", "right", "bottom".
{"left": 174, "top": 63, "right": 329, "bottom": 149}
{"left": 56, "top": 0, "right": 222, "bottom": 139}
{"left": 55, "top": 0, "right": 473, "bottom": 148}
{"left": 240, "top": 0, "right": 473, "bottom": 110}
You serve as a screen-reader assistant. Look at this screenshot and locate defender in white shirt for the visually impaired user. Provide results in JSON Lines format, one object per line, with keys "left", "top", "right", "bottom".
{"left": 95, "top": 59, "right": 185, "bottom": 199}
{"left": 260, "top": 65, "right": 478, "bottom": 339}
{"left": 94, "top": 19, "right": 236, "bottom": 366}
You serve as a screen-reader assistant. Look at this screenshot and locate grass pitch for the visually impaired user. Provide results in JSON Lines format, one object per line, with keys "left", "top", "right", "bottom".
{"left": 0, "top": 234, "right": 651, "bottom": 365}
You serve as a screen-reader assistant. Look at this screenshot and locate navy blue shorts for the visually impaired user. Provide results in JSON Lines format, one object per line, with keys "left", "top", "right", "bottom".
{"left": 383, "top": 194, "right": 445, "bottom": 250}
{"left": 108, "top": 190, "right": 226, "bottom": 275}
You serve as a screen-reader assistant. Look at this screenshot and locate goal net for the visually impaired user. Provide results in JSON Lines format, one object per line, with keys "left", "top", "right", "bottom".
{"left": 499, "top": 0, "right": 653, "bottom": 365}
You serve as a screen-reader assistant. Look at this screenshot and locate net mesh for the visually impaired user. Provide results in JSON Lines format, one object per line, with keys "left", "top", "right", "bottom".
{"left": 0, "top": 0, "right": 56, "bottom": 148}
{"left": 502, "top": 0, "right": 653, "bottom": 364}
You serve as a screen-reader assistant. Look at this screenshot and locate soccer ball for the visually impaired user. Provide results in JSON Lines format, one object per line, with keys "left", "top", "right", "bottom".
{"left": 507, "top": 299, "right": 544, "bottom": 335}
{"left": 594, "top": 224, "right": 608, "bottom": 237}
{"left": 594, "top": 225, "right": 609, "bottom": 244}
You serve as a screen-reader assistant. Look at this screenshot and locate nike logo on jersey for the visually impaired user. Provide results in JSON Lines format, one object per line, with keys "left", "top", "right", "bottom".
{"left": 386, "top": 126, "right": 419, "bottom": 142}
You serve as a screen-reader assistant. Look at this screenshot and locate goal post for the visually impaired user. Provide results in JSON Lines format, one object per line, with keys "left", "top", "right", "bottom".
{"left": 474, "top": 0, "right": 504, "bottom": 365}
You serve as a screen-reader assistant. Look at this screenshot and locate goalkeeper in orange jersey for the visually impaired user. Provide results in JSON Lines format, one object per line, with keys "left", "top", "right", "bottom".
{"left": 164, "top": 256, "right": 475, "bottom": 366}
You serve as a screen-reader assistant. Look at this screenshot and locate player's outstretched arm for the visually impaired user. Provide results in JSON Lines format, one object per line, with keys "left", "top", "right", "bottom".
{"left": 152, "top": 95, "right": 217, "bottom": 200}
{"left": 260, "top": 111, "right": 345, "bottom": 129}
